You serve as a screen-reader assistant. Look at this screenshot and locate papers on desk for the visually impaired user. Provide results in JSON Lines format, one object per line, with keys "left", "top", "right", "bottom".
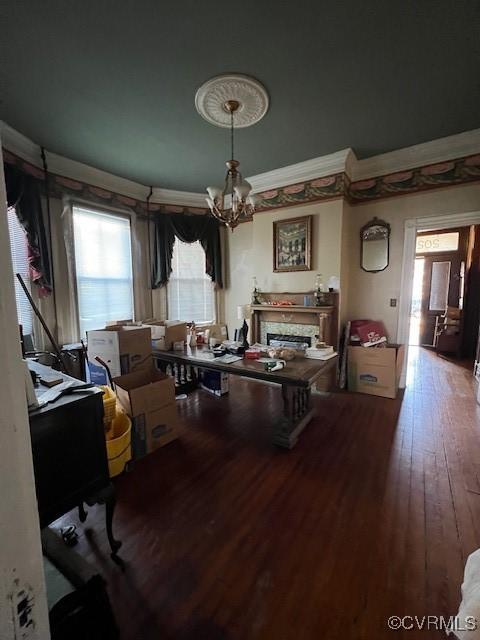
{"left": 190, "top": 351, "right": 243, "bottom": 364}
{"left": 305, "top": 351, "right": 337, "bottom": 361}
{"left": 214, "top": 354, "right": 243, "bottom": 364}
{"left": 190, "top": 351, "right": 216, "bottom": 361}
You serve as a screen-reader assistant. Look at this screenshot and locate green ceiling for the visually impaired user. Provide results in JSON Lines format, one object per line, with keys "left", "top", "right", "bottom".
{"left": 2, "top": 1, "right": 479, "bottom": 192}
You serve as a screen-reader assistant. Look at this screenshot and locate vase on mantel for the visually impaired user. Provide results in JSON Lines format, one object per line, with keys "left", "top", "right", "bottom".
{"left": 252, "top": 276, "right": 262, "bottom": 305}
{"left": 314, "top": 273, "right": 325, "bottom": 306}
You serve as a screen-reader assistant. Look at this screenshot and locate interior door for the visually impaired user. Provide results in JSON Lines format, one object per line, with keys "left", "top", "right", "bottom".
{"left": 417, "top": 228, "right": 468, "bottom": 347}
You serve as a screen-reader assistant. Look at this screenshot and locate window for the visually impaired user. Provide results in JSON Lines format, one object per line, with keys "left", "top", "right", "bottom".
{"left": 167, "top": 239, "right": 215, "bottom": 323}
{"left": 7, "top": 207, "right": 33, "bottom": 335}
{"left": 72, "top": 206, "right": 133, "bottom": 337}
{"left": 416, "top": 232, "right": 459, "bottom": 254}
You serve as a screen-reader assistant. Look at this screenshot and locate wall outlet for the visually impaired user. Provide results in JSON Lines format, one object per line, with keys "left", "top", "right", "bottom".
{"left": 390, "top": 298, "right": 397, "bottom": 307}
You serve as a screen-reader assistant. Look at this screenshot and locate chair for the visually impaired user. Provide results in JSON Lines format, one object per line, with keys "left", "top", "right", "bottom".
{"left": 434, "top": 306, "right": 462, "bottom": 356}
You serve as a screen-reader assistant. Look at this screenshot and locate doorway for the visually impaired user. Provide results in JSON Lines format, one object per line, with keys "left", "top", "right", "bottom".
{"left": 398, "top": 211, "right": 480, "bottom": 391}
{"left": 408, "top": 227, "right": 468, "bottom": 350}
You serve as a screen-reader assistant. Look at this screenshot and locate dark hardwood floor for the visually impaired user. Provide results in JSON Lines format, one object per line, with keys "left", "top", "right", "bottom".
{"left": 55, "top": 347, "right": 480, "bottom": 639}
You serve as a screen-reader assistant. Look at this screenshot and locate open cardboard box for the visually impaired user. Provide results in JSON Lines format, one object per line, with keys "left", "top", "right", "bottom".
{"left": 87, "top": 325, "right": 152, "bottom": 382}
{"left": 113, "top": 368, "right": 180, "bottom": 458}
{"left": 347, "top": 343, "right": 405, "bottom": 399}
{"left": 142, "top": 320, "right": 188, "bottom": 351}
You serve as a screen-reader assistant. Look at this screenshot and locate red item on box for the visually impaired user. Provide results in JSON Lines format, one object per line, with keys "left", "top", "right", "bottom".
{"left": 356, "top": 321, "right": 388, "bottom": 347}
{"left": 350, "top": 320, "right": 371, "bottom": 344}
{"left": 244, "top": 349, "right": 261, "bottom": 359}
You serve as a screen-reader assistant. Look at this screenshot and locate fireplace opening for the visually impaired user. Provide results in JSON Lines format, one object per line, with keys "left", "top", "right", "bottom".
{"left": 267, "top": 333, "right": 311, "bottom": 350}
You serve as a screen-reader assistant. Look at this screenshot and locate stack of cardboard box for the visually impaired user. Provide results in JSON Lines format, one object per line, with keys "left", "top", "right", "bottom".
{"left": 114, "top": 368, "right": 180, "bottom": 458}
{"left": 86, "top": 324, "right": 181, "bottom": 458}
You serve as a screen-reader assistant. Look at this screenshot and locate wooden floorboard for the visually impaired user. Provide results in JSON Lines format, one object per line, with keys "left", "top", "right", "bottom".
{"left": 55, "top": 347, "right": 480, "bottom": 639}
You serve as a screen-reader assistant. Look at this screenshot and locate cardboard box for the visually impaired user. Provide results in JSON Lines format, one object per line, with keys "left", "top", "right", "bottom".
{"left": 113, "top": 368, "right": 179, "bottom": 458}
{"left": 87, "top": 326, "right": 151, "bottom": 380}
{"left": 105, "top": 319, "right": 134, "bottom": 326}
{"left": 87, "top": 326, "right": 152, "bottom": 380}
{"left": 206, "top": 323, "right": 228, "bottom": 342}
{"left": 347, "top": 344, "right": 404, "bottom": 399}
{"left": 142, "top": 320, "right": 188, "bottom": 351}
{"left": 199, "top": 370, "right": 229, "bottom": 397}
{"left": 145, "top": 404, "right": 180, "bottom": 454}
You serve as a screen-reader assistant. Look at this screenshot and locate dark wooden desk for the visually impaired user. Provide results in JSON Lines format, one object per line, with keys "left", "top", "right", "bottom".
{"left": 28, "top": 361, "right": 121, "bottom": 559}
{"left": 153, "top": 347, "right": 338, "bottom": 448}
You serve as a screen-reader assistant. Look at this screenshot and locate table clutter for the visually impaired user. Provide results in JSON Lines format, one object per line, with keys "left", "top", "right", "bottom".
{"left": 305, "top": 346, "right": 337, "bottom": 360}
{"left": 152, "top": 343, "right": 338, "bottom": 448}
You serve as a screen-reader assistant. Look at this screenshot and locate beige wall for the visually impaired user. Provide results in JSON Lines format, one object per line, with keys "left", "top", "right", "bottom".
{"left": 340, "top": 200, "right": 353, "bottom": 326}
{"left": 32, "top": 182, "right": 480, "bottom": 349}
{"left": 224, "top": 199, "right": 345, "bottom": 337}
{"left": 224, "top": 183, "right": 480, "bottom": 344}
{"left": 345, "top": 183, "right": 480, "bottom": 340}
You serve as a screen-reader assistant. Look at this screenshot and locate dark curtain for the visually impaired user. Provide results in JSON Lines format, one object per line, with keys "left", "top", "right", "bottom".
{"left": 152, "top": 213, "right": 223, "bottom": 289}
{"left": 4, "top": 163, "right": 52, "bottom": 294}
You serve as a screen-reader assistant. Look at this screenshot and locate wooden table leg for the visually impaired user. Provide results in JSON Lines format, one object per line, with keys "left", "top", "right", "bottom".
{"left": 86, "top": 483, "right": 122, "bottom": 561}
{"left": 273, "top": 384, "right": 315, "bottom": 449}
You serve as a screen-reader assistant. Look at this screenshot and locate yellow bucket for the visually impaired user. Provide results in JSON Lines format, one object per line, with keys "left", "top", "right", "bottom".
{"left": 100, "top": 385, "right": 117, "bottom": 425}
{"left": 106, "top": 409, "right": 132, "bottom": 478}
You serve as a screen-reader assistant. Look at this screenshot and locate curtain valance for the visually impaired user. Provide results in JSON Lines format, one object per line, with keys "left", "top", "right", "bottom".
{"left": 152, "top": 213, "right": 223, "bottom": 289}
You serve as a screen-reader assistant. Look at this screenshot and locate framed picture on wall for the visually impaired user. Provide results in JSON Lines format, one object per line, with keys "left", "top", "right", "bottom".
{"left": 273, "top": 215, "right": 312, "bottom": 272}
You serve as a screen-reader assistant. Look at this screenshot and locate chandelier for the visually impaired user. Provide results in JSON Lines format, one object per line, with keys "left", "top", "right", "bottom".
{"left": 195, "top": 74, "right": 269, "bottom": 231}
{"left": 206, "top": 100, "right": 255, "bottom": 230}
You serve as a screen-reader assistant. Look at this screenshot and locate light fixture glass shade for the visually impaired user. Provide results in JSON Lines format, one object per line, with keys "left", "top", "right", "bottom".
{"left": 204, "top": 102, "right": 256, "bottom": 230}
{"left": 207, "top": 186, "right": 222, "bottom": 200}
{"left": 234, "top": 182, "right": 251, "bottom": 199}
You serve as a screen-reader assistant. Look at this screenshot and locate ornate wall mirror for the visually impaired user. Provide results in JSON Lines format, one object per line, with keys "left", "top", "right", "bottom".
{"left": 360, "top": 217, "right": 391, "bottom": 272}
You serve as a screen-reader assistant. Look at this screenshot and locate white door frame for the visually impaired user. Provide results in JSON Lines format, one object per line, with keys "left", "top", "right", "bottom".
{"left": 397, "top": 209, "right": 480, "bottom": 387}
{"left": 0, "top": 141, "right": 50, "bottom": 637}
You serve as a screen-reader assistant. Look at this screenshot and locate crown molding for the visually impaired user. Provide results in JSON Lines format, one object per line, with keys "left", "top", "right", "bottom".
{"left": 151, "top": 187, "right": 206, "bottom": 208}
{"left": 247, "top": 148, "right": 354, "bottom": 193}
{"left": 2, "top": 120, "right": 479, "bottom": 208}
{"left": 352, "top": 129, "right": 480, "bottom": 181}
{"left": 1, "top": 120, "right": 207, "bottom": 207}
{"left": 1, "top": 121, "right": 43, "bottom": 166}
{"left": 1, "top": 120, "right": 149, "bottom": 201}
{"left": 46, "top": 150, "right": 148, "bottom": 201}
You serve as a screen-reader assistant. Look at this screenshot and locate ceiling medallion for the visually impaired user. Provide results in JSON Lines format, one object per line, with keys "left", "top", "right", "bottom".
{"left": 197, "top": 74, "right": 269, "bottom": 230}
{"left": 195, "top": 74, "right": 269, "bottom": 129}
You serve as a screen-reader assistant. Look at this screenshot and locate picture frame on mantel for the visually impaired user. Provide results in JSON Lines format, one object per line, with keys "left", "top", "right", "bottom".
{"left": 273, "top": 215, "right": 312, "bottom": 272}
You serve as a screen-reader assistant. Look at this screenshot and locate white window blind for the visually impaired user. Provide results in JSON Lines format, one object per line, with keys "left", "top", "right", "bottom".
{"left": 72, "top": 206, "right": 133, "bottom": 337}
{"left": 167, "top": 239, "right": 215, "bottom": 323}
{"left": 7, "top": 206, "right": 33, "bottom": 335}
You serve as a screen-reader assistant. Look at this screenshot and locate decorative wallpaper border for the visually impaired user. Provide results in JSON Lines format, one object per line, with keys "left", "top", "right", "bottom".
{"left": 254, "top": 172, "right": 347, "bottom": 211}
{"left": 3, "top": 147, "right": 480, "bottom": 218}
{"left": 2, "top": 149, "right": 208, "bottom": 217}
{"left": 348, "top": 154, "right": 480, "bottom": 202}
{"left": 254, "top": 154, "right": 480, "bottom": 211}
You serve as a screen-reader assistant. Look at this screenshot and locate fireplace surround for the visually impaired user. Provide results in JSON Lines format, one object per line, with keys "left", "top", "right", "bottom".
{"left": 250, "top": 291, "right": 339, "bottom": 391}
{"left": 250, "top": 291, "right": 339, "bottom": 348}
